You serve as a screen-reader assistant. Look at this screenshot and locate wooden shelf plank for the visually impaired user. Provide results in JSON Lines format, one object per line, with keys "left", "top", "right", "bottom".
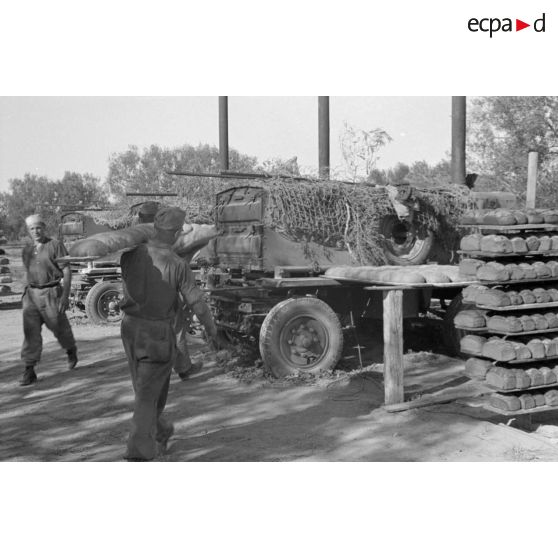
{"left": 460, "top": 223, "right": 558, "bottom": 233}
{"left": 476, "top": 301, "right": 558, "bottom": 311}
{"left": 484, "top": 403, "right": 558, "bottom": 416}
{"left": 458, "top": 250, "right": 558, "bottom": 258}
{"left": 460, "top": 350, "right": 558, "bottom": 364}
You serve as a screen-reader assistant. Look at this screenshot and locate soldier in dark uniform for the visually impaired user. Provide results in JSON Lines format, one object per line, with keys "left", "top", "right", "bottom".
{"left": 20, "top": 214, "right": 78, "bottom": 386}
{"left": 137, "top": 201, "right": 202, "bottom": 381}
{"left": 120, "top": 206, "right": 221, "bottom": 461}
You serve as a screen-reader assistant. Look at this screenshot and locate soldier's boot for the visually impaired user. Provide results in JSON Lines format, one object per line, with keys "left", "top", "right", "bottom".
{"left": 67, "top": 346, "right": 78, "bottom": 370}
{"left": 20, "top": 365, "right": 37, "bottom": 386}
{"left": 177, "top": 360, "right": 203, "bottom": 381}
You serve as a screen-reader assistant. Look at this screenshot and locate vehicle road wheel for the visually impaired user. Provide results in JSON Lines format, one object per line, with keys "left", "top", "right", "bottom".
{"left": 259, "top": 297, "right": 343, "bottom": 378}
{"left": 379, "top": 214, "right": 434, "bottom": 266}
{"left": 85, "top": 281, "right": 123, "bottom": 325}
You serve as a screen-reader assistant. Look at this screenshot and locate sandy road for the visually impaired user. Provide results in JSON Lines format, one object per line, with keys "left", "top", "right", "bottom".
{"left": 3, "top": 304, "right": 558, "bottom": 461}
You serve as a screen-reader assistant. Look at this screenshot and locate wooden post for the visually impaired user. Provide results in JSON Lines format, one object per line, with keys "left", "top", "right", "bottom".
{"left": 451, "top": 96, "right": 466, "bottom": 185}
{"left": 318, "top": 96, "right": 330, "bottom": 179}
{"left": 218, "top": 96, "right": 229, "bottom": 171}
{"left": 383, "top": 289, "right": 404, "bottom": 405}
{"left": 526, "top": 151, "right": 538, "bottom": 210}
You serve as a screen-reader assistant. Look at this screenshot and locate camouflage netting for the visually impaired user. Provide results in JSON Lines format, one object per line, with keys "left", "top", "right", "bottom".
{"left": 261, "top": 179, "right": 396, "bottom": 265}
{"left": 412, "top": 184, "right": 476, "bottom": 254}
{"left": 85, "top": 178, "right": 474, "bottom": 265}
{"left": 258, "top": 179, "right": 474, "bottom": 265}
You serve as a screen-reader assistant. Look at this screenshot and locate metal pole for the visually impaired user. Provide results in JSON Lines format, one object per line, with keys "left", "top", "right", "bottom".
{"left": 526, "top": 151, "right": 539, "bottom": 209}
{"left": 219, "top": 96, "right": 229, "bottom": 171}
{"left": 318, "top": 96, "right": 330, "bottom": 179}
{"left": 451, "top": 96, "right": 466, "bottom": 185}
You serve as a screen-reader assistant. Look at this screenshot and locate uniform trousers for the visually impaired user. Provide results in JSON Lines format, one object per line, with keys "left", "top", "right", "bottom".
{"left": 21, "top": 285, "right": 75, "bottom": 366}
{"left": 121, "top": 313, "right": 176, "bottom": 460}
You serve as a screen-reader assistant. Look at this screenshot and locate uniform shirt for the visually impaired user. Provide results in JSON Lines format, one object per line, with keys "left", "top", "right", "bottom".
{"left": 120, "top": 240, "right": 203, "bottom": 321}
{"left": 22, "top": 237, "right": 69, "bottom": 286}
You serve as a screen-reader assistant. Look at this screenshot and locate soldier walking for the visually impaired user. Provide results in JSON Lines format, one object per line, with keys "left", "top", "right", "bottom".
{"left": 20, "top": 214, "right": 78, "bottom": 386}
{"left": 120, "top": 206, "right": 222, "bottom": 461}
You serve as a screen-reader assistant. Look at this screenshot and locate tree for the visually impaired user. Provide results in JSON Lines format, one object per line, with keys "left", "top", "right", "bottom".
{"left": 369, "top": 160, "right": 451, "bottom": 187}
{"left": 467, "top": 96, "right": 558, "bottom": 205}
{"left": 339, "top": 122, "right": 392, "bottom": 181}
{"left": 256, "top": 156, "right": 300, "bottom": 176}
{"left": 0, "top": 172, "right": 106, "bottom": 238}
{"left": 104, "top": 143, "right": 257, "bottom": 200}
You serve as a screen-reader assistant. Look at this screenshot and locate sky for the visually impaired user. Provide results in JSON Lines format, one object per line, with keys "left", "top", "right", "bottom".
{"left": 0, "top": 96, "right": 452, "bottom": 192}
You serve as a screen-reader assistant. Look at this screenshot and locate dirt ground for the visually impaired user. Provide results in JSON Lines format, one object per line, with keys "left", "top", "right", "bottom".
{"left": 4, "top": 243, "right": 558, "bottom": 461}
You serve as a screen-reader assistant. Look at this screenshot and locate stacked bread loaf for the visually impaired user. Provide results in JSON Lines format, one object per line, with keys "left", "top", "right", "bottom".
{"left": 456, "top": 211, "right": 558, "bottom": 414}
{"left": 0, "top": 248, "right": 12, "bottom": 293}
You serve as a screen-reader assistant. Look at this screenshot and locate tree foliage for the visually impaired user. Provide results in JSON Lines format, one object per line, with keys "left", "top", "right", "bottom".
{"left": 339, "top": 122, "right": 392, "bottom": 181}
{"left": 104, "top": 143, "right": 257, "bottom": 200}
{"left": 467, "top": 96, "right": 558, "bottom": 206}
{"left": 0, "top": 172, "right": 106, "bottom": 239}
{"left": 369, "top": 159, "right": 451, "bottom": 188}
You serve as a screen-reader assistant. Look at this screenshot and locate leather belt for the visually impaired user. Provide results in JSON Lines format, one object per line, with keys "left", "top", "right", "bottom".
{"left": 28, "top": 281, "right": 61, "bottom": 289}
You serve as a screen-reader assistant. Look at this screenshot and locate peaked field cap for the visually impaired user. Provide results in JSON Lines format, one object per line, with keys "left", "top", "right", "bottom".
{"left": 154, "top": 206, "right": 186, "bottom": 230}
{"left": 138, "top": 201, "right": 159, "bottom": 215}
{"left": 25, "top": 214, "right": 45, "bottom": 227}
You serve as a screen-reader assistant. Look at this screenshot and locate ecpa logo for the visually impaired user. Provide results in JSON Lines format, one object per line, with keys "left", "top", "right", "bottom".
{"left": 468, "top": 13, "right": 546, "bottom": 37}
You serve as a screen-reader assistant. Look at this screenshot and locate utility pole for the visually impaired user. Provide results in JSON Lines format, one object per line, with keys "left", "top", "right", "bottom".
{"left": 318, "top": 96, "right": 330, "bottom": 179}
{"left": 451, "top": 96, "right": 466, "bottom": 185}
{"left": 219, "top": 96, "right": 229, "bottom": 171}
